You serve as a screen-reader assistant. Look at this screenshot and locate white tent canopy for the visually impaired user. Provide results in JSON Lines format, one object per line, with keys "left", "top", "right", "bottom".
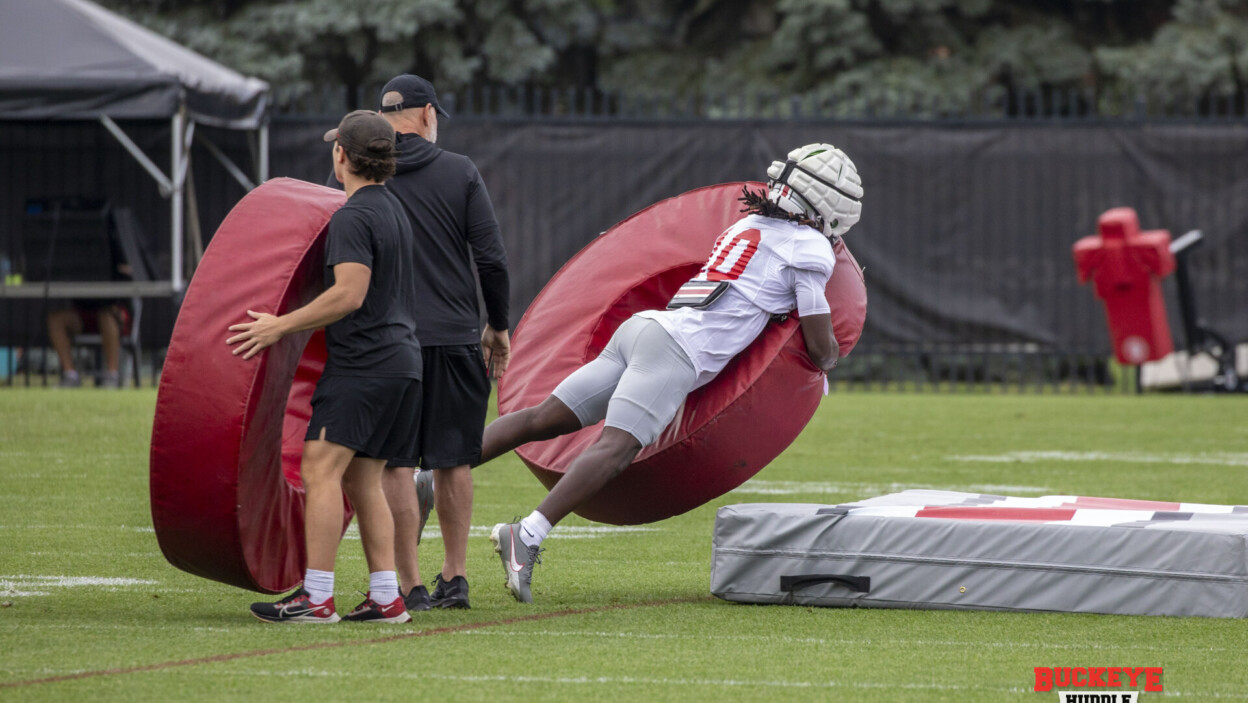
{"left": 0, "top": 0, "right": 271, "bottom": 291}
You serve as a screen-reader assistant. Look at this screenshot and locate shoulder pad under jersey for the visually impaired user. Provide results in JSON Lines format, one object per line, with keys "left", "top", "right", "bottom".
{"left": 787, "top": 227, "right": 836, "bottom": 278}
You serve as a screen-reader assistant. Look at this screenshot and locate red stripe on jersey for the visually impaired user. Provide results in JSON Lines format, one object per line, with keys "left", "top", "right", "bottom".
{"left": 705, "top": 228, "right": 762, "bottom": 282}
{"left": 915, "top": 507, "right": 1079, "bottom": 521}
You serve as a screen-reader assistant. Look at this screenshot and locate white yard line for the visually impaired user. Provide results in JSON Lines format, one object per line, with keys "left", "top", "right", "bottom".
{"left": 0, "top": 575, "right": 160, "bottom": 597}
{"left": 0, "top": 525, "right": 154, "bottom": 531}
{"left": 731, "top": 480, "right": 1052, "bottom": 496}
{"left": 951, "top": 451, "right": 1248, "bottom": 467}
{"left": 340, "top": 524, "right": 659, "bottom": 540}
{"left": 445, "top": 629, "right": 1231, "bottom": 654}
{"left": 143, "top": 669, "right": 1248, "bottom": 698}
{"left": 151, "top": 668, "right": 1024, "bottom": 693}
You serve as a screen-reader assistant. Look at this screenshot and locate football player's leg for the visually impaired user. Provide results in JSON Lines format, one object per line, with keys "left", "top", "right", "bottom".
{"left": 479, "top": 322, "right": 633, "bottom": 465}
{"left": 535, "top": 319, "right": 696, "bottom": 525}
{"left": 533, "top": 427, "right": 642, "bottom": 526}
{"left": 478, "top": 395, "right": 582, "bottom": 465}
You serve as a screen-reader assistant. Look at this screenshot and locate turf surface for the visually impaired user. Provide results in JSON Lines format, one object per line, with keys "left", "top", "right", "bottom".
{"left": 1, "top": 387, "right": 1246, "bottom": 701}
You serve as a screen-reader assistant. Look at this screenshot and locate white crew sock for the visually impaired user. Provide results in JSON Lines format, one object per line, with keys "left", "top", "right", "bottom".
{"left": 303, "top": 568, "right": 334, "bottom": 604}
{"left": 518, "top": 510, "right": 552, "bottom": 548}
{"left": 369, "top": 571, "right": 400, "bottom": 604}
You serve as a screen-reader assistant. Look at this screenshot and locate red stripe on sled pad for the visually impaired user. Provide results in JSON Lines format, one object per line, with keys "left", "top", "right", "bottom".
{"left": 1062, "top": 496, "right": 1182, "bottom": 511}
{"left": 914, "top": 507, "right": 1078, "bottom": 521}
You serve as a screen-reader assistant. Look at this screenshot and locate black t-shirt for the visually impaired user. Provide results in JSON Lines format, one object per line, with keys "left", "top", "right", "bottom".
{"left": 323, "top": 185, "right": 422, "bottom": 378}
{"left": 325, "top": 134, "right": 510, "bottom": 346}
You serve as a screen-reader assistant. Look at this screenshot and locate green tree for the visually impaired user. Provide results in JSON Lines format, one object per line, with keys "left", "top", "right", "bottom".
{"left": 102, "top": 0, "right": 1245, "bottom": 116}
{"left": 104, "top": 0, "right": 635, "bottom": 109}
{"left": 1095, "top": 0, "right": 1248, "bottom": 113}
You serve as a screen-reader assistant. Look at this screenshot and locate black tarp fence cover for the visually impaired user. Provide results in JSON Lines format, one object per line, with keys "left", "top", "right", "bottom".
{"left": 3, "top": 119, "right": 1245, "bottom": 356}
{"left": 276, "top": 120, "right": 1247, "bottom": 353}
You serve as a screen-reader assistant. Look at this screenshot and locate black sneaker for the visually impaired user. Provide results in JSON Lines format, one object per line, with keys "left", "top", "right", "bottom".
{"left": 250, "top": 587, "right": 340, "bottom": 624}
{"left": 404, "top": 584, "right": 431, "bottom": 612}
{"left": 342, "top": 592, "right": 411, "bottom": 623}
{"left": 429, "top": 573, "right": 470, "bottom": 609}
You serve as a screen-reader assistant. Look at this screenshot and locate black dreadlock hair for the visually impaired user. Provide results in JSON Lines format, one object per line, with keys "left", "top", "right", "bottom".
{"left": 738, "top": 185, "right": 822, "bottom": 231}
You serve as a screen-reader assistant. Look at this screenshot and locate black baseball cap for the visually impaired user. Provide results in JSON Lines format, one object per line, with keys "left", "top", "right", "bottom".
{"left": 322, "top": 110, "right": 396, "bottom": 156}
{"left": 378, "top": 74, "right": 450, "bottom": 118}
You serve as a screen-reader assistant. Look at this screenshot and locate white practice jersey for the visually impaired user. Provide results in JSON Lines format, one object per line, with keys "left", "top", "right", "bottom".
{"left": 636, "top": 214, "right": 836, "bottom": 389}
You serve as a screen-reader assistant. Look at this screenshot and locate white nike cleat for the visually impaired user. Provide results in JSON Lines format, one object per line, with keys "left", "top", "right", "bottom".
{"left": 490, "top": 521, "right": 542, "bottom": 604}
{"left": 414, "top": 469, "right": 434, "bottom": 545}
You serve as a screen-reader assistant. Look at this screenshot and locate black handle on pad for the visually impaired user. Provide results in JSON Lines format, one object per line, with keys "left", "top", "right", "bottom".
{"left": 780, "top": 574, "right": 871, "bottom": 593}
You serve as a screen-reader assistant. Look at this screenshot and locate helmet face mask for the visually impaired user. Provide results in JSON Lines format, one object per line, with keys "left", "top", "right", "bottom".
{"left": 766, "top": 181, "right": 823, "bottom": 230}
{"left": 766, "top": 143, "right": 863, "bottom": 238}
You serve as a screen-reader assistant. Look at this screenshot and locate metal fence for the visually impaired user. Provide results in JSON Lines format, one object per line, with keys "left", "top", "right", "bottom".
{"left": 7, "top": 99, "right": 1245, "bottom": 392}
{"left": 831, "top": 344, "right": 1135, "bottom": 394}
{"left": 259, "top": 85, "right": 1248, "bottom": 394}
{"left": 279, "top": 83, "right": 1248, "bottom": 123}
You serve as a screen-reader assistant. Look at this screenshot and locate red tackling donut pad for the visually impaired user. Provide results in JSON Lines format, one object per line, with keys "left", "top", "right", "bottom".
{"left": 150, "top": 178, "right": 346, "bottom": 593}
{"left": 498, "top": 183, "right": 868, "bottom": 525}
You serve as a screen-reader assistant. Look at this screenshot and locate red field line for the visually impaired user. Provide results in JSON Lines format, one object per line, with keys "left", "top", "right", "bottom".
{"left": 2, "top": 597, "right": 706, "bottom": 689}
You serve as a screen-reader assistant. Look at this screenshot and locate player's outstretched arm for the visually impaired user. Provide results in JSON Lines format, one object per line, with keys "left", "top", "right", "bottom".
{"left": 799, "top": 312, "right": 840, "bottom": 374}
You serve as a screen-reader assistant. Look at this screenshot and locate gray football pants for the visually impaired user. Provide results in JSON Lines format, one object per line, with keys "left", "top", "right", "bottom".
{"left": 551, "top": 316, "right": 697, "bottom": 446}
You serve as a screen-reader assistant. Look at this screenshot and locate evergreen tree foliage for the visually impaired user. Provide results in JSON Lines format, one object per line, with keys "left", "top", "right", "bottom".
{"left": 100, "top": 0, "right": 1247, "bottom": 116}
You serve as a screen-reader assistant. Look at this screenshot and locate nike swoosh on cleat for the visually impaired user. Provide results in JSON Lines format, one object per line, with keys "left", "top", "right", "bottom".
{"left": 507, "top": 527, "right": 526, "bottom": 573}
{"left": 281, "top": 605, "right": 318, "bottom": 617}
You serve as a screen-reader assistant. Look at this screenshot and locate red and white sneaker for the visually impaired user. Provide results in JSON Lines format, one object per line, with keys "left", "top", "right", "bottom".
{"left": 343, "top": 592, "right": 412, "bottom": 623}
{"left": 250, "top": 588, "right": 340, "bottom": 624}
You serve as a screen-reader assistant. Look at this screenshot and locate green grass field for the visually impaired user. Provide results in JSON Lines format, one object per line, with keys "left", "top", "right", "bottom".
{"left": 2, "top": 387, "right": 1246, "bottom": 701}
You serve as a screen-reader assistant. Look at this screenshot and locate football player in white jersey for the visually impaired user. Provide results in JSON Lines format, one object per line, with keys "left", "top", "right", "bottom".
{"left": 482, "top": 144, "right": 863, "bottom": 603}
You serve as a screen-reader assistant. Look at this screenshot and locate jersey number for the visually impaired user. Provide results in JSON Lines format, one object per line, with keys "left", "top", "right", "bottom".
{"left": 700, "top": 228, "right": 761, "bottom": 282}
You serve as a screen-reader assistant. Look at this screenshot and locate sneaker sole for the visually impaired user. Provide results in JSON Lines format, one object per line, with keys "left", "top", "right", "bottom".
{"left": 251, "top": 611, "right": 341, "bottom": 624}
{"left": 343, "top": 612, "right": 412, "bottom": 624}
{"left": 431, "top": 598, "right": 471, "bottom": 610}
{"left": 489, "top": 524, "right": 529, "bottom": 603}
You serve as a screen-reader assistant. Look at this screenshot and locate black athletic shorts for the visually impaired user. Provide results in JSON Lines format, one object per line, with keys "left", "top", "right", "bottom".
{"left": 387, "top": 344, "right": 490, "bottom": 470}
{"left": 305, "top": 374, "right": 423, "bottom": 464}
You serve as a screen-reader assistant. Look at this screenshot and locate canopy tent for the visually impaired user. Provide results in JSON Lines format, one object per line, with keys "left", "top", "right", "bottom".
{"left": 0, "top": 0, "right": 270, "bottom": 291}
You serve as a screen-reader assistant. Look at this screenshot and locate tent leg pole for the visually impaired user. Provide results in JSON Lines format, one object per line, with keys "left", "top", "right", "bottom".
{"left": 171, "top": 109, "right": 185, "bottom": 292}
{"left": 258, "top": 124, "right": 270, "bottom": 183}
{"left": 98, "top": 115, "right": 172, "bottom": 194}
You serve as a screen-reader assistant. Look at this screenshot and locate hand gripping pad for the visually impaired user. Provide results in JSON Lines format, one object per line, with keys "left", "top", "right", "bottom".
{"left": 150, "top": 178, "right": 346, "bottom": 593}
{"left": 497, "top": 183, "right": 867, "bottom": 525}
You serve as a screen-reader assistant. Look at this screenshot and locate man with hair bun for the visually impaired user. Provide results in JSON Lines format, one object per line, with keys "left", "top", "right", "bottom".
{"left": 481, "top": 143, "right": 863, "bottom": 605}
{"left": 229, "top": 110, "right": 422, "bottom": 624}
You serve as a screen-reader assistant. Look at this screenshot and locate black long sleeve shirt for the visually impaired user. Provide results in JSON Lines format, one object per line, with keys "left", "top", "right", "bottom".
{"left": 327, "top": 132, "right": 509, "bottom": 346}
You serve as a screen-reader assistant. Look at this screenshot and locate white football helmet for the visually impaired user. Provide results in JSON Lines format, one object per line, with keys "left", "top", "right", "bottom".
{"left": 766, "top": 143, "right": 863, "bottom": 237}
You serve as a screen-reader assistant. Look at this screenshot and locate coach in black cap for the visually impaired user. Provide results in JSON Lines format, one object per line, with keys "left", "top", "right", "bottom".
{"left": 379, "top": 74, "right": 451, "bottom": 119}
{"left": 325, "top": 74, "right": 510, "bottom": 613}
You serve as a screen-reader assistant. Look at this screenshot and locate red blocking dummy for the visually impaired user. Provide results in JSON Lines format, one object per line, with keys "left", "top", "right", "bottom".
{"left": 150, "top": 178, "right": 346, "bottom": 593}
{"left": 1072, "top": 207, "right": 1175, "bottom": 364}
{"left": 497, "top": 183, "right": 868, "bottom": 525}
